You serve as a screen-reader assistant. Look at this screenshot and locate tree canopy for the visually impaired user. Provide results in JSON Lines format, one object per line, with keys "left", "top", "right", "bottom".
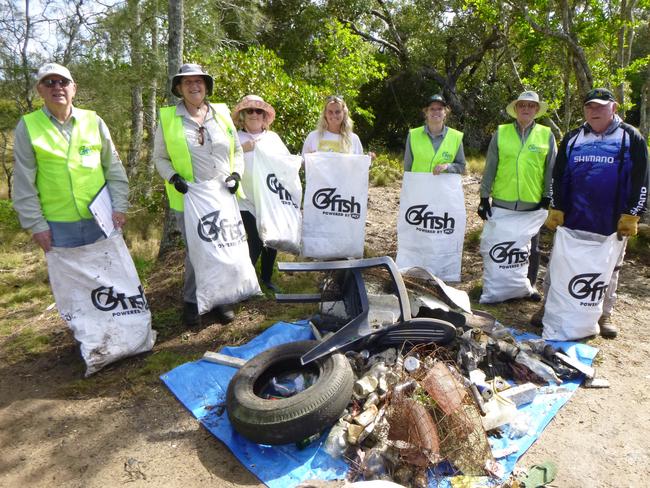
{"left": 1, "top": 0, "right": 648, "bottom": 193}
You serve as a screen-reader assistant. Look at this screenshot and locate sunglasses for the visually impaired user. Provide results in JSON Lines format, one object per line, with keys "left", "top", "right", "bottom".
{"left": 245, "top": 108, "right": 264, "bottom": 115}
{"left": 41, "top": 79, "right": 72, "bottom": 88}
{"left": 516, "top": 102, "right": 538, "bottom": 109}
{"left": 197, "top": 126, "right": 205, "bottom": 145}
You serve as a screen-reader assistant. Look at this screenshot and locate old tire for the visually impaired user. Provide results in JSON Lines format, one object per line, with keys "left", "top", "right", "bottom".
{"left": 226, "top": 340, "right": 354, "bottom": 445}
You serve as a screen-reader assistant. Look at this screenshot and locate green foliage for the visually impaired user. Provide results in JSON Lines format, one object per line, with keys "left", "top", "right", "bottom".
{"left": 309, "top": 20, "right": 386, "bottom": 122}
{"left": 369, "top": 153, "right": 403, "bottom": 186}
{"left": 0, "top": 199, "right": 21, "bottom": 233}
{"left": 202, "top": 46, "right": 322, "bottom": 153}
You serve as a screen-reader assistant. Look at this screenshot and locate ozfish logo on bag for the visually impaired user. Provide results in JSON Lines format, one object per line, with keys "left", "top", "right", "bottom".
{"left": 405, "top": 204, "right": 455, "bottom": 234}
{"left": 568, "top": 273, "right": 608, "bottom": 306}
{"left": 91, "top": 285, "right": 149, "bottom": 316}
{"left": 197, "top": 210, "right": 246, "bottom": 247}
{"left": 489, "top": 241, "right": 529, "bottom": 268}
{"left": 312, "top": 187, "right": 361, "bottom": 219}
{"left": 267, "top": 173, "right": 298, "bottom": 208}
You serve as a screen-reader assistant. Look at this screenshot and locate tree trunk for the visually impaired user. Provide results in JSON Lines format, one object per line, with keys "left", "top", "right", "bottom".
{"left": 640, "top": 71, "right": 649, "bottom": 140}
{"left": 158, "top": 0, "right": 184, "bottom": 259}
{"left": 128, "top": 85, "right": 144, "bottom": 179}
{"left": 142, "top": 0, "right": 159, "bottom": 196}
{"left": 616, "top": 0, "right": 637, "bottom": 118}
{"left": 20, "top": 0, "right": 34, "bottom": 113}
{"left": 563, "top": 48, "right": 572, "bottom": 134}
{"left": 0, "top": 132, "right": 12, "bottom": 199}
{"left": 127, "top": 0, "right": 144, "bottom": 180}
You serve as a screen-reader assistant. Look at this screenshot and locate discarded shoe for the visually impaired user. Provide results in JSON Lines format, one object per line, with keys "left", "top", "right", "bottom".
{"left": 262, "top": 280, "right": 281, "bottom": 293}
{"left": 528, "top": 289, "right": 542, "bottom": 302}
{"left": 182, "top": 302, "right": 200, "bottom": 327}
{"left": 530, "top": 307, "right": 544, "bottom": 328}
{"left": 598, "top": 314, "right": 617, "bottom": 338}
{"left": 522, "top": 460, "right": 557, "bottom": 487}
{"left": 214, "top": 304, "right": 235, "bottom": 324}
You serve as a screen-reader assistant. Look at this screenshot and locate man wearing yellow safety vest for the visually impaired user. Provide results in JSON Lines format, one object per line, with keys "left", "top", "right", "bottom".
{"left": 478, "top": 91, "right": 557, "bottom": 299}
{"left": 13, "top": 63, "right": 129, "bottom": 251}
{"left": 153, "top": 63, "right": 244, "bottom": 327}
{"left": 403, "top": 94, "right": 466, "bottom": 175}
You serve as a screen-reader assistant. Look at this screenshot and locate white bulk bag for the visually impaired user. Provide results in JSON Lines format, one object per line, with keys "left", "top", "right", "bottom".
{"left": 184, "top": 180, "right": 261, "bottom": 314}
{"left": 302, "top": 152, "right": 371, "bottom": 259}
{"left": 396, "top": 172, "right": 466, "bottom": 282}
{"left": 479, "top": 207, "right": 547, "bottom": 303}
{"left": 542, "top": 227, "right": 625, "bottom": 341}
{"left": 252, "top": 142, "right": 303, "bottom": 254}
{"left": 46, "top": 234, "right": 156, "bottom": 376}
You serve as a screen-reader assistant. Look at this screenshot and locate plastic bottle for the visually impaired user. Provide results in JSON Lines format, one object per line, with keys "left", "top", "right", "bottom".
{"left": 323, "top": 422, "right": 348, "bottom": 458}
{"left": 515, "top": 350, "right": 562, "bottom": 385}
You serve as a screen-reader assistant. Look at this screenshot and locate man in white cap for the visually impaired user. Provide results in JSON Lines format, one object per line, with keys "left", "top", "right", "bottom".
{"left": 544, "top": 88, "right": 648, "bottom": 338}
{"left": 478, "top": 91, "right": 557, "bottom": 299}
{"left": 12, "top": 62, "right": 129, "bottom": 251}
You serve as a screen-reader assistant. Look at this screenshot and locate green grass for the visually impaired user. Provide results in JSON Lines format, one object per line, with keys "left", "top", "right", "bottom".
{"left": 150, "top": 307, "right": 185, "bottom": 340}
{"left": 465, "top": 228, "right": 482, "bottom": 248}
{"left": 3, "top": 328, "right": 51, "bottom": 361}
{"left": 126, "top": 350, "right": 199, "bottom": 384}
{"left": 465, "top": 154, "right": 485, "bottom": 175}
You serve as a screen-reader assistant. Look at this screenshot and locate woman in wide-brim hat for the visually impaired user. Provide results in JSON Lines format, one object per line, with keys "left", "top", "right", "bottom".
{"left": 153, "top": 63, "right": 245, "bottom": 327}
{"left": 231, "top": 94, "right": 289, "bottom": 292}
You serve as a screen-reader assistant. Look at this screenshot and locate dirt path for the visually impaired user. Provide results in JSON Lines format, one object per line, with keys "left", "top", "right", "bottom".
{"left": 1, "top": 177, "right": 649, "bottom": 487}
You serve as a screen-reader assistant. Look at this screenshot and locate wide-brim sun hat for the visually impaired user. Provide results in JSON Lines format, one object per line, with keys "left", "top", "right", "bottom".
{"left": 36, "top": 63, "right": 74, "bottom": 84}
{"left": 231, "top": 95, "right": 276, "bottom": 126}
{"left": 506, "top": 91, "right": 548, "bottom": 119}
{"left": 171, "top": 63, "right": 214, "bottom": 98}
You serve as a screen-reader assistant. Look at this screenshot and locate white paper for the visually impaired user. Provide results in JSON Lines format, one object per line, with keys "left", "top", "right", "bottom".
{"left": 88, "top": 184, "right": 114, "bottom": 238}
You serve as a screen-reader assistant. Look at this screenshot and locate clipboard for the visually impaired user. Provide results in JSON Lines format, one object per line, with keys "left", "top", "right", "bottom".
{"left": 88, "top": 184, "right": 115, "bottom": 238}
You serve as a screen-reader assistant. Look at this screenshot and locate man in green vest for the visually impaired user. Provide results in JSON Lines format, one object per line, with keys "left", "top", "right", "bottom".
{"left": 403, "top": 94, "right": 466, "bottom": 174}
{"left": 478, "top": 91, "right": 557, "bottom": 299}
{"left": 12, "top": 62, "right": 129, "bottom": 251}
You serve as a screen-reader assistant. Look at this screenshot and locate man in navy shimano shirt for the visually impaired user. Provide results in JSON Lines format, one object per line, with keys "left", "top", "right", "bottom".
{"left": 545, "top": 88, "right": 649, "bottom": 337}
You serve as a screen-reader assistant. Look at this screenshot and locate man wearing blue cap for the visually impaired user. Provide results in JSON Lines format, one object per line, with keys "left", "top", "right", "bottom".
{"left": 545, "top": 88, "right": 649, "bottom": 338}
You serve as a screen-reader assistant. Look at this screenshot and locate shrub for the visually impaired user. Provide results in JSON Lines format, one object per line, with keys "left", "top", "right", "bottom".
{"left": 370, "top": 153, "right": 403, "bottom": 186}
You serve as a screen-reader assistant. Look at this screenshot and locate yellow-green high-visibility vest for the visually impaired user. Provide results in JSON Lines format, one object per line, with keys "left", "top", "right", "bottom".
{"left": 23, "top": 108, "right": 104, "bottom": 222}
{"left": 492, "top": 123, "right": 550, "bottom": 203}
{"left": 409, "top": 126, "right": 463, "bottom": 172}
{"left": 159, "top": 103, "right": 237, "bottom": 211}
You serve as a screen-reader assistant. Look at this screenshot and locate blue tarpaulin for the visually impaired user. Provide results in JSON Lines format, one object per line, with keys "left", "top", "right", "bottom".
{"left": 161, "top": 320, "right": 598, "bottom": 487}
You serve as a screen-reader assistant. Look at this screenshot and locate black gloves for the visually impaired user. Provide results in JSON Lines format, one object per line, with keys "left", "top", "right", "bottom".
{"left": 477, "top": 197, "right": 492, "bottom": 221}
{"left": 170, "top": 174, "right": 188, "bottom": 194}
{"left": 225, "top": 172, "right": 241, "bottom": 194}
{"left": 538, "top": 197, "right": 551, "bottom": 210}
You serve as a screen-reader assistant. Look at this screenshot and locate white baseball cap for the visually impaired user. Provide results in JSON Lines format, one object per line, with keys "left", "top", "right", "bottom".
{"left": 36, "top": 63, "right": 74, "bottom": 84}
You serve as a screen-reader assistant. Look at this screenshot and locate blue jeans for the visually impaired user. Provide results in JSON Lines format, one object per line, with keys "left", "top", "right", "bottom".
{"left": 49, "top": 219, "right": 105, "bottom": 248}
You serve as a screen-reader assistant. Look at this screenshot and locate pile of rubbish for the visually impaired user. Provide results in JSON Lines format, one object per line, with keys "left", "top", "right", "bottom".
{"left": 223, "top": 257, "right": 598, "bottom": 486}
{"left": 317, "top": 325, "right": 585, "bottom": 486}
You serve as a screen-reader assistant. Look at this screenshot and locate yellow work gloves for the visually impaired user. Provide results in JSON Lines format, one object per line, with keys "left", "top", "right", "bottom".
{"left": 617, "top": 214, "right": 640, "bottom": 238}
{"left": 544, "top": 209, "right": 564, "bottom": 231}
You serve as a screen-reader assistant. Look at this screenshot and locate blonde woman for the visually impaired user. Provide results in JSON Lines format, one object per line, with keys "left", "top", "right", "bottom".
{"left": 302, "top": 95, "right": 364, "bottom": 155}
